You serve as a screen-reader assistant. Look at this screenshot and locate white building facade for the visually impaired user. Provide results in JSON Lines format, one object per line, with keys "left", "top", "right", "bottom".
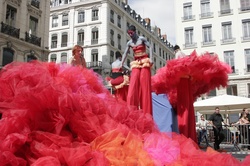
{"left": 175, "top": 0, "right": 250, "bottom": 98}
{"left": 49, "top": 0, "right": 175, "bottom": 76}
{"left": 0, "top": 0, "right": 50, "bottom": 68}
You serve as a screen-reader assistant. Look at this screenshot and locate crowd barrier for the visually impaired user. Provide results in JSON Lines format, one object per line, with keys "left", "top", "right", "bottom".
{"left": 196, "top": 124, "right": 250, "bottom": 151}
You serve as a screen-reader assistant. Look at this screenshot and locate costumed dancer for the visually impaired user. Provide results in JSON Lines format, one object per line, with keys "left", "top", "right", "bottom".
{"left": 151, "top": 50, "right": 232, "bottom": 144}
{"left": 107, "top": 51, "right": 129, "bottom": 101}
{"left": 69, "top": 45, "right": 86, "bottom": 67}
{"left": 121, "top": 25, "right": 153, "bottom": 115}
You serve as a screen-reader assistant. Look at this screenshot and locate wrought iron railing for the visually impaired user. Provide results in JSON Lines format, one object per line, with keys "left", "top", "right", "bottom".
{"left": 25, "top": 32, "right": 41, "bottom": 47}
{"left": 1, "top": 22, "right": 20, "bottom": 39}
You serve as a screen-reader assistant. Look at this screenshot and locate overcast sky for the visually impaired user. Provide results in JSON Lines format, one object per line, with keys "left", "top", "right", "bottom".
{"left": 128, "top": 0, "right": 176, "bottom": 45}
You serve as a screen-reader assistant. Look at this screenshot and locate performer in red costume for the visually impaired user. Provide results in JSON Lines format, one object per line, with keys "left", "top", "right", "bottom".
{"left": 151, "top": 50, "right": 232, "bottom": 143}
{"left": 121, "top": 25, "right": 153, "bottom": 115}
{"left": 108, "top": 51, "right": 129, "bottom": 101}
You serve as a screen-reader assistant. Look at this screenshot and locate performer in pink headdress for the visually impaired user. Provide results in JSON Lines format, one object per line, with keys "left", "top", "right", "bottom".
{"left": 152, "top": 50, "right": 232, "bottom": 143}
{"left": 121, "top": 25, "right": 153, "bottom": 115}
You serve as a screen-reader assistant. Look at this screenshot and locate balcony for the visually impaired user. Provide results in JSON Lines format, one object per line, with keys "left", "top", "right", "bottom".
{"left": 241, "top": 36, "right": 250, "bottom": 42}
{"left": 92, "top": 16, "right": 98, "bottom": 21}
{"left": 61, "top": 43, "right": 67, "bottom": 47}
{"left": 91, "top": 39, "right": 98, "bottom": 45}
{"left": 239, "top": 7, "right": 250, "bottom": 12}
{"left": 1, "top": 22, "right": 20, "bottom": 39}
{"left": 200, "top": 12, "right": 214, "bottom": 19}
{"left": 183, "top": 42, "right": 197, "bottom": 49}
{"left": 31, "top": 0, "right": 40, "bottom": 9}
{"left": 218, "top": 9, "right": 233, "bottom": 16}
{"left": 201, "top": 40, "right": 216, "bottom": 47}
{"left": 86, "top": 61, "right": 102, "bottom": 68}
{"left": 220, "top": 38, "right": 236, "bottom": 44}
{"left": 25, "top": 32, "right": 41, "bottom": 47}
{"left": 182, "top": 15, "right": 195, "bottom": 21}
{"left": 77, "top": 41, "right": 84, "bottom": 46}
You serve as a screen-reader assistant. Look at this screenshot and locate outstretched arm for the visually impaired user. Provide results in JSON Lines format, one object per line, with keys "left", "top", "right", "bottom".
{"left": 142, "top": 37, "right": 152, "bottom": 63}
{"left": 121, "top": 41, "right": 130, "bottom": 66}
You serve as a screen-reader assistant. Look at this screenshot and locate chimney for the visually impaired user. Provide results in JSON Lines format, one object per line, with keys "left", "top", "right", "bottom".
{"left": 122, "top": 0, "right": 128, "bottom": 4}
{"left": 162, "top": 34, "right": 167, "bottom": 40}
{"left": 157, "top": 28, "right": 161, "bottom": 36}
{"left": 144, "top": 18, "right": 151, "bottom": 26}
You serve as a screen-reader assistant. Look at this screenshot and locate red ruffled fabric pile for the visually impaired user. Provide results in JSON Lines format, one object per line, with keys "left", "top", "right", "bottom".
{"left": 151, "top": 50, "right": 232, "bottom": 108}
{"left": 0, "top": 61, "right": 247, "bottom": 166}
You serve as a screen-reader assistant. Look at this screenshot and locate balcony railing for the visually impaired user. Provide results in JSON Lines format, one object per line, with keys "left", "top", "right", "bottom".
{"left": 25, "top": 32, "right": 41, "bottom": 47}
{"left": 77, "top": 41, "right": 84, "bottom": 46}
{"left": 1, "top": 22, "right": 20, "bottom": 39}
{"left": 31, "top": 0, "right": 40, "bottom": 9}
{"left": 91, "top": 39, "right": 98, "bottom": 45}
{"left": 201, "top": 40, "right": 216, "bottom": 46}
{"left": 86, "top": 61, "right": 102, "bottom": 68}
{"left": 182, "top": 15, "right": 195, "bottom": 21}
{"left": 61, "top": 43, "right": 67, "bottom": 47}
{"left": 220, "top": 38, "right": 236, "bottom": 44}
{"left": 219, "top": 9, "right": 233, "bottom": 15}
{"left": 183, "top": 42, "right": 197, "bottom": 48}
{"left": 92, "top": 16, "right": 98, "bottom": 21}
{"left": 200, "top": 12, "right": 213, "bottom": 19}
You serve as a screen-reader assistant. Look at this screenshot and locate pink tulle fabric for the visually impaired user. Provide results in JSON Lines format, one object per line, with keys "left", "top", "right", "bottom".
{"left": 0, "top": 61, "right": 248, "bottom": 165}
{"left": 151, "top": 50, "right": 232, "bottom": 108}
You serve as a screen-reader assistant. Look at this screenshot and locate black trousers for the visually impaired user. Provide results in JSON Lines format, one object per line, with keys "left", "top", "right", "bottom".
{"left": 213, "top": 126, "right": 225, "bottom": 150}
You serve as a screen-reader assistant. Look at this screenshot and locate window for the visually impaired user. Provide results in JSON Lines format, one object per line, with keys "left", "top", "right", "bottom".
{"left": 153, "top": 43, "right": 156, "bottom": 52}
{"left": 183, "top": 3, "right": 193, "bottom": 20}
{"left": 91, "top": 27, "right": 98, "bottom": 44}
{"left": 51, "top": 34, "right": 57, "bottom": 48}
{"left": 227, "top": 84, "right": 237, "bottom": 96}
{"left": 202, "top": 25, "right": 212, "bottom": 43}
{"left": 248, "top": 83, "right": 250, "bottom": 97}
{"left": 78, "top": 11, "right": 85, "bottom": 23}
{"left": 77, "top": 30, "right": 84, "bottom": 46}
{"left": 51, "top": 54, "right": 57, "bottom": 62}
{"left": 200, "top": 0, "right": 211, "bottom": 17}
{"left": 242, "top": 19, "right": 250, "bottom": 39}
{"left": 91, "top": 49, "right": 99, "bottom": 66}
{"left": 52, "top": 15, "right": 58, "bottom": 27}
{"left": 118, "top": 34, "right": 121, "bottom": 50}
{"left": 110, "top": 10, "right": 114, "bottom": 23}
{"left": 61, "top": 53, "right": 67, "bottom": 64}
{"left": 117, "top": 15, "right": 121, "bottom": 28}
{"left": 185, "top": 27, "right": 194, "bottom": 44}
{"left": 92, "top": 9, "right": 99, "bottom": 21}
{"left": 61, "top": 32, "right": 68, "bottom": 47}
{"left": 29, "top": 16, "right": 38, "bottom": 36}
{"left": 220, "top": 0, "right": 231, "bottom": 14}
{"left": 110, "top": 29, "right": 114, "bottom": 46}
{"left": 240, "top": 0, "right": 250, "bottom": 11}
{"left": 207, "top": 89, "right": 217, "bottom": 97}
{"left": 110, "top": 51, "right": 114, "bottom": 64}
{"left": 6, "top": 5, "right": 17, "bottom": 27}
{"left": 2, "top": 48, "right": 14, "bottom": 66}
{"left": 224, "top": 51, "right": 235, "bottom": 73}
{"left": 222, "top": 22, "right": 232, "bottom": 40}
{"left": 245, "top": 49, "right": 250, "bottom": 72}
{"left": 62, "top": 13, "right": 68, "bottom": 26}
{"left": 159, "top": 48, "right": 162, "bottom": 57}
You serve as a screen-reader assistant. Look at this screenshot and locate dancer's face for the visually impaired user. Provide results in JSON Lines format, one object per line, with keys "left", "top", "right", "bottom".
{"left": 127, "top": 30, "right": 135, "bottom": 38}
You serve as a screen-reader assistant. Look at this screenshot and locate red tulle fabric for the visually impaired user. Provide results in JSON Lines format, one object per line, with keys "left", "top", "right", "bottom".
{"left": 0, "top": 61, "right": 247, "bottom": 165}
{"left": 151, "top": 50, "right": 232, "bottom": 108}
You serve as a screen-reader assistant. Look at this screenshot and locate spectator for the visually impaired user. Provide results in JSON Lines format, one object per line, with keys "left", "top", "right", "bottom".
{"left": 208, "top": 107, "right": 228, "bottom": 150}
{"left": 173, "top": 45, "right": 186, "bottom": 59}
{"left": 69, "top": 45, "right": 86, "bottom": 68}
{"left": 198, "top": 115, "right": 208, "bottom": 145}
